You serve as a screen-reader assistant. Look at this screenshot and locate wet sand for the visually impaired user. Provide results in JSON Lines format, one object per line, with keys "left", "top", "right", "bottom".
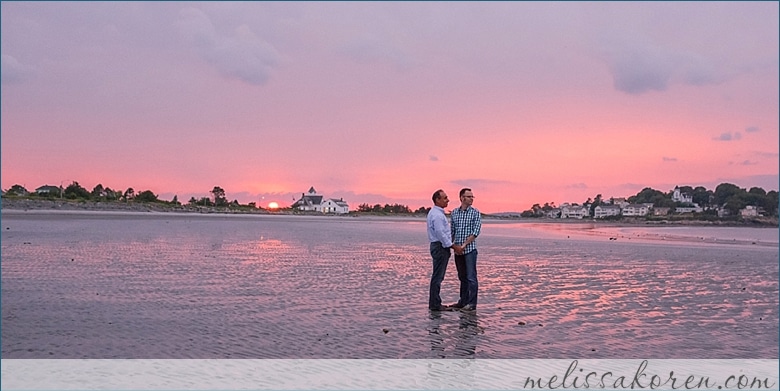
{"left": 1, "top": 210, "right": 777, "bottom": 358}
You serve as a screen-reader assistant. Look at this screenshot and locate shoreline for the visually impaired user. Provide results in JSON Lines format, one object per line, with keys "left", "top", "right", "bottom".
{"left": 1, "top": 197, "right": 777, "bottom": 228}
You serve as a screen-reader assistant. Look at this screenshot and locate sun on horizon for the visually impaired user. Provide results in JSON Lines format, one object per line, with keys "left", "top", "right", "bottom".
{"left": 267, "top": 202, "right": 279, "bottom": 209}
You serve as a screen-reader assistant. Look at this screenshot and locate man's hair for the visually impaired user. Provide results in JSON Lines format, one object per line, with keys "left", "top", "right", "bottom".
{"left": 459, "top": 188, "right": 472, "bottom": 197}
{"left": 432, "top": 189, "right": 444, "bottom": 203}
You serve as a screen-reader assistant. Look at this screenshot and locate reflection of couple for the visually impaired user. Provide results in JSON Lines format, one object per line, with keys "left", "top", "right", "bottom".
{"left": 428, "top": 310, "right": 481, "bottom": 357}
{"left": 426, "top": 188, "right": 482, "bottom": 312}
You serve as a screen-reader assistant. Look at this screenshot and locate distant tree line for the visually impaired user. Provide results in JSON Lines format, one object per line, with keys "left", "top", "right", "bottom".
{"left": 2, "top": 182, "right": 260, "bottom": 209}
{"left": 356, "top": 203, "right": 430, "bottom": 214}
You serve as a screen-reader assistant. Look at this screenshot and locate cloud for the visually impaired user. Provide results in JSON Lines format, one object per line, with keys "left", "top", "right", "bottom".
{"left": 713, "top": 132, "right": 741, "bottom": 141}
{"left": 566, "top": 183, "right": 588, "bottom": 189}
{"left": 175, "top": 8, "right": 281, "bottom": 85}
{"left": 730, "top": 160, "right": 757, "bottom": 166}
{"left": 599, "top": 36, "right": 735, "bottom": 95}
{"left": 429, "top": 155, "right": 439, "bottom": 162}
{"left": 662, "top": 157, "right": 678, "bottom": 162}
{"left": 1, "top": 54, "right": 29, "bottom": 84}
{"left": 603, "top": 45, "right": 674, "bottom": 94}
{"left": 753, "top": 151, "right": 779, "bottom": 159}
{"left": 745, "top": 126, "right": 760, "bottom": 133}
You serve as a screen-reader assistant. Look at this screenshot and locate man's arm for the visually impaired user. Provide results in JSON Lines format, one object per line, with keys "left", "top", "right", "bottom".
{"left": 463, "top": 212, "right": 482, "bottom": 247}
{"left": 434, "top": 214, "right": 453, "bottom": 248}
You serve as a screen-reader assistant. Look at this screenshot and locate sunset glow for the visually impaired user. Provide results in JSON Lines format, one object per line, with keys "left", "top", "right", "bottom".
{"left": 1, "top": 2, "right": 777, "bottom": 213}
{"left": 268, "top": 202, "right": 279, "bottom": 210}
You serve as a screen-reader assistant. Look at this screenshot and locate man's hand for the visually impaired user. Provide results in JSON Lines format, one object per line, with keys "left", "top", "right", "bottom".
{"left": 452, "top": 244, "right": 464, "bottom": 255}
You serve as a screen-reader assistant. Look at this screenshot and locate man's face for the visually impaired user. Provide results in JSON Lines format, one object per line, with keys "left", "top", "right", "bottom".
{"left": 435, "top": 192, "right": 450, "bottom": 208}
{"left": 460, "top": 190, "right": 474, "bottom": 207}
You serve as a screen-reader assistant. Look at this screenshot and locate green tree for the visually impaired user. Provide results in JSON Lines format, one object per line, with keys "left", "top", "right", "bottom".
{"left": 64, "top": 181, "right": 90, "bottom": 199}
{"left": 122, "top": 188, "right": 135, "bottom": 202}
{"left": 211, "top": 186, "right": 227, "bottom": 207}
{"left": 7, "top": 184, "right": 28, "bottom": 196}
{"left": 723, "top": 195, "right": 748, "bottom": 215}
{"left": 748, "top": 187, "right": 767, "bottom": 196}
{"left": 714, "top": 183, "right": 743, "bottom": 207}
{"left": 764, "top": 191, "right": 779, "bottom": 216}
{"left": 415, "top": 206, "right": 430, "bottom": 214}
{"left": 135, "top": 190, "right": 159, "bottom": 203}
{"left": 104, "top": 187, "right": 119, "bottom": 201}
{"left": 91, "top": 184, "right": 105, "bottom": 200}
{"left": 691, "top": 186, "right": 713, "bottom": 207}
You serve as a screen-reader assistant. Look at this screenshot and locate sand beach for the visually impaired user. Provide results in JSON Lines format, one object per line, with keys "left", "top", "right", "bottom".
{"left": 1, "top": 208, "right": 777, "bottom": 359}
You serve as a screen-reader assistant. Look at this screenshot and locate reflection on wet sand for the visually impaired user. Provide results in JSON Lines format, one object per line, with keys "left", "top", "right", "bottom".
{"left": 1, "top": 212, "right": 777, "bottom": 358}
{"left": 428, "top": 311, "right": 481, "bottom": 358}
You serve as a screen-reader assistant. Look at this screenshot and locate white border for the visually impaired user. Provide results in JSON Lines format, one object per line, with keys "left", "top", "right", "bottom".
{"left": 2, "top": 359, "right": 778, "bottom": 390}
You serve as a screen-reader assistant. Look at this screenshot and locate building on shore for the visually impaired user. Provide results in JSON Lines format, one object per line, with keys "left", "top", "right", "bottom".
{"left": 291, "top": 186, "right": 349, "bottom": 214}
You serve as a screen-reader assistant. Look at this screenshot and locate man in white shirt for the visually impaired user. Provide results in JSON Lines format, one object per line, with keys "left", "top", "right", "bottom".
{"left": 426, "top": 189, "right": 463, "bottom": 311}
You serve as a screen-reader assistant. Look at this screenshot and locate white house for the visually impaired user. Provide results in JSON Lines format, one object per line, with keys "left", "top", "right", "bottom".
{"left": 561, "top": 204, "right": 589, "bottom": 219}
{"left": 594, "top": 205, "right": 621, "bottom": 219}
{"left": 321, "top": 198, "right": 349, "bottom": 214}
{"left": 653, "top": 207, "right": 671, "bottom": 216}
{"left": 672, "top": 186, "right": 693, "bottom": 204}
{"left": 611, "top": 197, "right": 630, "bottom": 208}
{"left": 291, "top": 187, "right": 350, "bottom": 214}
{"left": 675, "top": 205, "right": 703, "bottom": 214}
{"left": 35, "top": 185, "right": 59, "bottom": 196}
{"left": 622, "top": 204, "right": 650, "bottom": 216}
{"left": 740, "top": 205, "right": 759, "bottom": 217}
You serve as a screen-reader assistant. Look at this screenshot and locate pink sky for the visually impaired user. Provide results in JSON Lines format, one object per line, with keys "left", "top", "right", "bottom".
{"left": 2, "top": 2, "right": 778, "bottom": 213}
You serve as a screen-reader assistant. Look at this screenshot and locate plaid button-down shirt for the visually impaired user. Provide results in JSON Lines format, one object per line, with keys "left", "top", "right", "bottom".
{"left": 450, "top": 206, "right": 481, "bottom": 254}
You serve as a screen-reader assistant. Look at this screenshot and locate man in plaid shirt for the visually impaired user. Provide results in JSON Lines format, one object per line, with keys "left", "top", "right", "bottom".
{"left": 449, "top": 188, "right": 482, "bottom": 312}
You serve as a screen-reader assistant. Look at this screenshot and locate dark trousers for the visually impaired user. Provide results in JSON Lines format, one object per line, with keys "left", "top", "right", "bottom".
{"left": 454, "top": 249, "right": 478, "bottom": 307}
{"left": 428, "top": 242, "right": 451, "bottom": 309}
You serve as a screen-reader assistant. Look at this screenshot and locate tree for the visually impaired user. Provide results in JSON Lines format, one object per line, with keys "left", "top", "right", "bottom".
{"left": 714, "top": 183, "right": 742, "bottom": 207}
{"left": 692, "top": 186, "right": 713, "bottom": 208}
{"left": 764, "top": 191, "right": 779, "bottom": 216}
{"left": 589, "top": 194, "right": 603, "bottom": 217}
{"left": 64, "top": 181, "right": 90, "bottom": 199}
{"left": 628, "top": 187, "right": 674, "bottom": 207}
{"left": 104, "top": 187, "right": 119, "bottom": 201}
{"left": 135, "top": 190, "right": 159, "bottom": 203}
{"left": 7, "top": 184, "right": 28, "bottom": 196}
{"left": 415, "top": 206, "right": 430, "bottom": 214}
{"left": 122, "top": 188, "right": 135, "bottom": 202}
{"left": 91, "top": 184, "right": 105, "bottom": 200}
{"left": 171, "top": 195, "right": 180, "bottom": 205}
{"left": 211, "top": 186, "right": 227, "bottom": 207}
{"left": 723, "top": 195, "right": 747, "bottom": 216}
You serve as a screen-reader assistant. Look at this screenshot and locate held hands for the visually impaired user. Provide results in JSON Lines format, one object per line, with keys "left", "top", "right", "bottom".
{"left": 452, "top": 244, "right": 464, "bottom": 255}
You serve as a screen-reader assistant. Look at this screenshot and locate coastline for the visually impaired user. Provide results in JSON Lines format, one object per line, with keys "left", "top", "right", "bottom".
{"left": 1, "top": 197, "right": 777, "bottom": 228}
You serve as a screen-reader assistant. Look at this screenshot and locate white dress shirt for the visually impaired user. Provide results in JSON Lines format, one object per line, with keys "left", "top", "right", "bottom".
{"left": 426, "top": 205, "right": 453, "bottom": 248}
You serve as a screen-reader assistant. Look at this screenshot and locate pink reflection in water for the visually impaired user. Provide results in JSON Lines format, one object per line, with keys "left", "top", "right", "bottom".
{"left": 1, "top": 213, "right": 777, "bottom": 359}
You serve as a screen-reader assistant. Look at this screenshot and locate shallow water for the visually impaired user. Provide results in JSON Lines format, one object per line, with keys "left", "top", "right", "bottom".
{"left": 1, "top": 212, "right": 777, "bottom": 358}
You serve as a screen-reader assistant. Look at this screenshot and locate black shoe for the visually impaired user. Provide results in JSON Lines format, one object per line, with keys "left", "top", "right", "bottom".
{"left": 448, "top": 303, "right": 465, "bottom": 309}
{"left": 429, "top": 305, "right": 453, "bottom": 311}
{"left": 459, "top": 304, "right": 476, "bottom": 312}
